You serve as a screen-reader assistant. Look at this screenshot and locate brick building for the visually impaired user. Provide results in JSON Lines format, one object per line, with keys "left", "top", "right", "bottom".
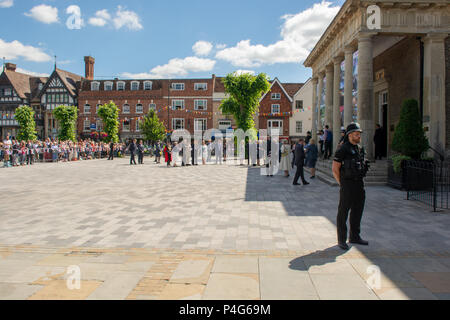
{"left": 77, "top": 57, "right": 216, "bottom": 141}
{"left": 258, "top": 78, "right": 303, "bottom": 140}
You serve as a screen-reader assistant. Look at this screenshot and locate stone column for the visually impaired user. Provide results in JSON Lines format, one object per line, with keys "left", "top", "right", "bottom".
{"left": 333, "top": 56, "right": 344, "bottom": 153}
{"left": 423, "top": 33, "right": 447, "bottom": 155}
{"left": 325, "top": 64, "right": 334, "bottom": 129}
{"left": 311, "top": 76, "right": 319, "bottom": 142}
{"left": 317, "top": 72, "right": 325, "bottom": 131}
{"left": 344, "top": 45, "right": 355, "bottom": 127}
{"left": 357, "top": 33, "right": 375, "bottom": 160}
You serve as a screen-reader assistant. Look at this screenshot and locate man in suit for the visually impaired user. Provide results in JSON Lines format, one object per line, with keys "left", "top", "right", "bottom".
{"left": 137, "top": 140, "right": 145, "bottom": 164}
{"left": 128, "top": 139, "right": 137, "bottom": 165}
{"left": 293, "top": 139, "right": 310, "bottom": 186}
{"left": 108, "top": 141, "right": 114, "bottom": 160}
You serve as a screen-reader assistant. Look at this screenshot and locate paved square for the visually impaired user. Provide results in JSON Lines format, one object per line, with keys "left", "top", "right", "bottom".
{"left": 0, "top": 158, "right": 449, "bottom": 300}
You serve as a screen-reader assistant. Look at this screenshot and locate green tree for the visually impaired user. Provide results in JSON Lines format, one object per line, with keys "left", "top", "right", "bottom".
{"left": 391, "top": 99, "right": 429, "bottom": 159}
{"left": 141, "top": 110, "right": 166, "bottom": 144}
{"left": 219, "top": 72, "right": 270, "bottom": 136}
{"left": 53, "top": 105, "right": 78, "bottom": 142}
{"left": 15, "top": 105, "right": 37, "bottom": 141}
{"left": 98, "top": 101, "right": 120, "bottom": 143}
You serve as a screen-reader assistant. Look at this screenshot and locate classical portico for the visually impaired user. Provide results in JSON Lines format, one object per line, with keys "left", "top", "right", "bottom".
{"left": 304, "top": 0, "right": 450, "bottom": 160}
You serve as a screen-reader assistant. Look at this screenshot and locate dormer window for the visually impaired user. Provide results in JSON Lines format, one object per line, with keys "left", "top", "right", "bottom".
{"left": 104, "top": 82, "right": 113, "bottom": 91}
{"left": 144, "top": 81, "right": 152, "bottom": 90}
{"left": 91, "top": 82, "right": 100, "bottom": 91}
{"left": 131, "top": 81, "right": 140, "bottom": 91}
{"left": 117, "top": 81, "right": 125, "bottom": 91}
{"left": 38, "top": 83, "right": 43, "bottom": 91}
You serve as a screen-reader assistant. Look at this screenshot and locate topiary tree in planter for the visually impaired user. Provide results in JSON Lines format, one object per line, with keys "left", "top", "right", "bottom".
{"left": 391, "top": 99, "right": 429, "bottom": 160}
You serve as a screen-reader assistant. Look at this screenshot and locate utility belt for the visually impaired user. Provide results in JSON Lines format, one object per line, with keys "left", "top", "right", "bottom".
{"left": 341, "top": 158, "right": 366, "bottom": 180}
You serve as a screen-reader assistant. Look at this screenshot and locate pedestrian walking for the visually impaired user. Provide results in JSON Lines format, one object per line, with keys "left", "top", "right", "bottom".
{"left": 128, "top": 139, "right": 137, "bottom": 165}
{"left": 293, "top": 139, "right": 309, "bottom": 186}
{"left": 137, "top": 140, "right": 145, "bottom": 164}
{"left": 305, "top": 139, "right": 319, "bottom": 179}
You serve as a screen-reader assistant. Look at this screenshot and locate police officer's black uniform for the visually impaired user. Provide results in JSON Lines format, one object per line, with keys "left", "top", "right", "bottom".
{"left": 333, "top": 123, "right": 369, "bottom": 250}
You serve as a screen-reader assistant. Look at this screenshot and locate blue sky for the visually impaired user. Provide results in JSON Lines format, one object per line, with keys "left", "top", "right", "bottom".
{"left": 0, "top": 0, "right": 345, "bottom": 82}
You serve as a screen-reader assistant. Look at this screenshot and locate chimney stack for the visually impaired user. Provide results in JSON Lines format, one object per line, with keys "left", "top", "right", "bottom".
{"left": 84, "top": 56, "right": 95, "bottom": 80}
{"left": 5, "top": 63, "right": 16, "bottom": 72}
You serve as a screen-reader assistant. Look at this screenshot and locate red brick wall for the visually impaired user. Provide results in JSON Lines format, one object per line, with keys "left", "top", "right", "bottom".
{"left": 77, "top": 78, "right": 215, "bottom": 138}
{"left": 258, "top": 81, "right": 291, "bottom": 137}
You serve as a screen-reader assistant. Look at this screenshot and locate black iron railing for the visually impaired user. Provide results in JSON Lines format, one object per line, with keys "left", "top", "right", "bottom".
{"left": 405, "top": 160, "right": 449, "bottom": 212}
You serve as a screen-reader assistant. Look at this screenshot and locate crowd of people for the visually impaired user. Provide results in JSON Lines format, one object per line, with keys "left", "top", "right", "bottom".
{"left": 1, "top": 133, "right": 128, "bottom": 168}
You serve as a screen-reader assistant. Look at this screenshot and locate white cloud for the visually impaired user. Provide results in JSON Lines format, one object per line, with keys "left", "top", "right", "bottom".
{"left": 234, "top": 70, "right": 255, "bottom": 76}
{"left": 0, "top": 39, "right": 52, "bottom": 62}
{"left": 0, "top": 0, "right": 13, "bottom": 8}
{"left": 121, "top": 56, "right": 216, "bottom": 79}
{"left": 25, "top": 4, "right": 59, "bottom": 24}
{"left": 113, "top": 6, "right": 143, "bottom": 30}
{"left": 88, "top": 9, "right": 111, "bottom": 27}
{"left": 66, "top": 5, "right": 84, "bottom": 29}
{"left": 88, "top": 6, "right": 142, "bottom": 30}
{"left": 215, "top": 44, "right": 227, "bottom": 50}
{"left": 193, "top": 41, "right": 213, "bottom": 56}
{"left": 215, "top": 1, "right": 340, "bottom": 67}
{"left": 16, "top": 68, "right": 49, "bottom": 77}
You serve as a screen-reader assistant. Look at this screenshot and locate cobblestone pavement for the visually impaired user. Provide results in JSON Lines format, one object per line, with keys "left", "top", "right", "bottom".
{"left": 0, "top": 158, "right": 449, "bottom": 300}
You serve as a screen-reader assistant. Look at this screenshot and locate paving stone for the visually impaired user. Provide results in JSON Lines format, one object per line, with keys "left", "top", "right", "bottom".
{"left": 29, "top": 280, "right": 102, "bottom": 300}
{"left": 374, "top": 287, "right": 438, "bottom": 300}
{"left": 170, "top": 258, "right": 213, "bottom": 285}
{"left": 87, "top": 272, "right": 145, "bottom": 300}
{"left": 0, "top": 283, "right": 44, "bottom": 300}
{"left": 212, "top": 256, "right": 258, "bottom": 274}
{"left": 410, "top": 272, "right": 450, "bottom": 293}
{"left": 309, "top": 274, "right": 379, "bottom": 300}
{"left": 259, "top": 257, "right": 318, "bottom": 300}
{"left": 202, "top": 273, "right": 259, "bottom": 300}
{"left": 158, "top": 283, "right": 206, "bottom": 300}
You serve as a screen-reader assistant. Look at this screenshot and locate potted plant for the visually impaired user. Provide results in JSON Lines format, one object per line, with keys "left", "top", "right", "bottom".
{"left": 388, "top": 99, "right": 430, "bottom": 189}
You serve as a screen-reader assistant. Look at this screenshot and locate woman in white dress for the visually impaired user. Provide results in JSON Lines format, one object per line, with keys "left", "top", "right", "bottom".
{"left": 202, "top": 141, "right": 208, "bottom": 165}
{"left": 279, "top": 140, "right": 291, "bottom": 177}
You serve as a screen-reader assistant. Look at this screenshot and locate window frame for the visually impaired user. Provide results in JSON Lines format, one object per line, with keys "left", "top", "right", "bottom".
{"left": 149, "top": 103, "right": 156, "bottom": 111}
{"left": 295, "top": 100, "right": 304, "bottom": 110}
{"left": 194, "top": 118, "right": 207, "bottom": 131}
{"left": 296, "top": 121, "right": 303, "bottom": 134}
{"left": 91, "top": 82, "right": 100, "bottom": 91}
{"left": 117, "top": 81, "right": 126, "bottom": 91}
{"left": 172, "top": 99, "right": 185, "bottom": 110}
{"left": 123, "top": 120, "right": 131, "bottom": 132}
{"left": 136, "top": 104, "right": 144, "bottom": 114}
{"left": 172, "top": 118, "right": 185, "bottom": 130}
{"left": 271, "top": 93, "right": 281, "bottom": 100}
{"left": 194, "top": 99, "right": 208, "bottom": 111}
{"left": 122, "top": 104, "right": 131, "bottom": 114}
{"left": 194, "top": 83, "right": 207, "bottom": 91}
{"left": 271, "top": 104, "right": 281, "bottom": 114}
{"left": 83, "top": 120, "right": 91, "bottom": 132}
{"left": 104, "top": 81, "right": 113, "bottom": 91}
{"left": 84, "top": 104, "right": 91, "bottom": 114}
{"left": 144, "top": 81, "right": 152, "bottom": 90}
{"left": 171, "top": 83, "right": 185, "bottom": 91}
{"left": 131, "top": 81, "right": 140, "bottom": 91}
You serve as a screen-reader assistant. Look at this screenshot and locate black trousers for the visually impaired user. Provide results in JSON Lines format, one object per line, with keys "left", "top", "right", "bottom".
{"left": 27, "top": 153, "right": 34, "bottom": 165}
{"left": 130, "top": 153, "right": 136, "bottom": 165}
{"left": 138, "top": 153, "right": 144, "bottom": 164}
{"left": 337, "top": 180, "right": 365, "bottom": 244}
{"left": 324, "top": 141, "right": 332, "bottom": 159}
{"left": 108, "top": 151, "right": 114, "bottom": 160}
{"left": 293, "top": 163, "right": 307, "bottom": 184}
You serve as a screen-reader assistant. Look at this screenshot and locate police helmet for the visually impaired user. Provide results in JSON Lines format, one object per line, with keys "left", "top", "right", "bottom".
{"left": 346, "top": 123, "right": 363, "bottom": 136}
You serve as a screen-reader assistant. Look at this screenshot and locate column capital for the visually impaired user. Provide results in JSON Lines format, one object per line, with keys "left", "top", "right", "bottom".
{"left": 344, "top": 44, "right": 356, "bottom": 54}
{"left": 318, "top": 70, "right": 325, "bottom": 79}
{"left": 333, "top": 55, "right": 344, "bottom": 65}
{"left": 423, "top": 33, "right": 448, "bottom": 43}
{"left": 357, "top": 32, "right": 377, "bottom": 42}
{"left": 311, "top": 76, "right": 319, "bottom": 84}
{"left": 325, "top": 64, "right": 334, "bottom": 73}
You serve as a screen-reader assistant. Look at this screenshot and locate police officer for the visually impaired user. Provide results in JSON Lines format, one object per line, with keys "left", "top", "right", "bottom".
{"left": 332, "top": 123, "right": 370, "bottom": 250}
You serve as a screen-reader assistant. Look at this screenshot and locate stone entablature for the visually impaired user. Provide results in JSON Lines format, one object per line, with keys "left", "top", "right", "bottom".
{"left": 305, "top": 0, "right": 450, "bottom": 73}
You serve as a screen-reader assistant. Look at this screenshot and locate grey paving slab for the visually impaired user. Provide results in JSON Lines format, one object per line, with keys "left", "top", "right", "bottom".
{"left": 309, "top": 274, "right": 379, "bottom": 300}
{"left": 259, "top": 257, "right": 319, "bottom": 300}
{"left": 86, "top": 271, "right": 145, "bottom": 300}
{"left": 212, "top": 256, "right": 259, "bottom": 274}
{"left": 0, "top": 283, "right": 44, "bottom": 300}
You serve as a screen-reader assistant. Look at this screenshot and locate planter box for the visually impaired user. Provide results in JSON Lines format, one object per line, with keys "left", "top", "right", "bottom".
{"left": 388, "top": 159, "right": 435, "bottom": 191}
{"left": 388, "top": 160, "right": 406, "bottom": 190}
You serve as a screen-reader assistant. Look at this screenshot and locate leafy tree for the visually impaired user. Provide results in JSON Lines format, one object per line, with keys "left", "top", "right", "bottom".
{"left": 53, "top": 105, "right": 78, "bottom": 142}
{"left": 141, "top": 110, "right": 166, "bottom": 144}
{"left": 220, "top": 72, "right": 270, "bottom": 136}
{"left": 15, "top": 105, "right": 37, "bottom": 141}
{"left": 98, "top": 101, "right": 120, "bottom": 143}
{"left": 392, "top": 99, "right": 429, "bottom": 159}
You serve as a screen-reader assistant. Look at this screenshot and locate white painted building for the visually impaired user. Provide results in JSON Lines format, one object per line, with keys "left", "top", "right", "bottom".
{"left": 289, "top": 78, "right": 313, "bottom": 141}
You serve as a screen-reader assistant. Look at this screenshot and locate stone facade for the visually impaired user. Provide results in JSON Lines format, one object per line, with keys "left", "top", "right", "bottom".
{"left": 446, "top": 36, "right": 450, "bottom": 151}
